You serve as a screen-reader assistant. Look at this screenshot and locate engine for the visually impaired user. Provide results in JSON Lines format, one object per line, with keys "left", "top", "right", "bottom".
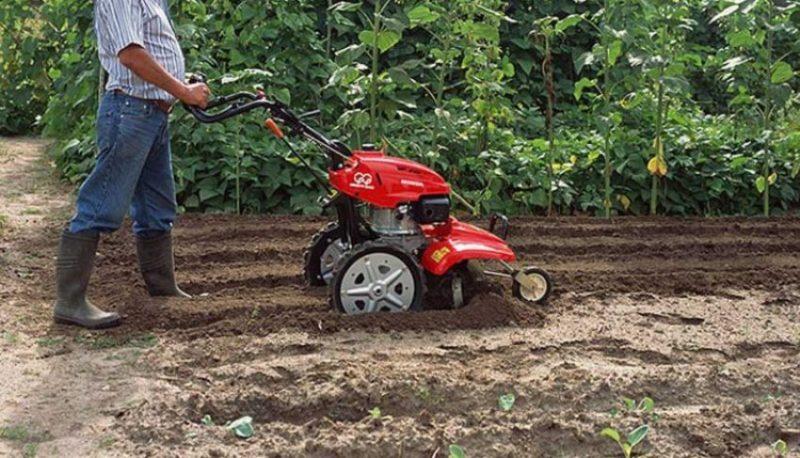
{"left": 367, "top": 196, "right": 450, "bottom": 255}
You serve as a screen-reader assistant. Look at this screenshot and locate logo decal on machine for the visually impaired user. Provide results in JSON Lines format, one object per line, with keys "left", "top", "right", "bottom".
{"left": 351, "top": 172, "right": 374, "bottom": 189}
{"left": 430, "top": 247, "right": 451, "bottom": 263}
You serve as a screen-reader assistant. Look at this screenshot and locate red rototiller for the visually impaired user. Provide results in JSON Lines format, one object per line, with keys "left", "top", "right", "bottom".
{"left": 185, "top": 75, "right": 552, "bottom": 315}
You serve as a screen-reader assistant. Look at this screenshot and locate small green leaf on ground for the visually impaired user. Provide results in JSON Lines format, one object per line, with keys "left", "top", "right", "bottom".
{"left": 449, "top": 444, "right": 466, "bottom": 458}
{"left": 498, "top": 393, "right": 516, "bottom": 411}
{"left": 201, "top": 415, "right": 214, "bottom": 426}
{"left": 600, "top": 427, "right": 621, "bottom": 443}
{"left": 772, "top": 439, "right": 789, "bottom": 456}
{"left": 227, "top": 416, "right": 254, "bottom": 439}
{"left": 627, "top": 424, "right": 649, "bottom": 447}
{"left": 368, "top": 407, "right": 381, "bottom": 419}
{"left": 622, "top": 397, "right": 636, "bottom": 411}
{"left": 638, "top": 397, "right": 655, "bottom": 412}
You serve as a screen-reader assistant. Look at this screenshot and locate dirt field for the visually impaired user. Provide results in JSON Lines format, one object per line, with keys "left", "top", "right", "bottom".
{"left": 2, "top": 137, "right": 800, "bottom": 457}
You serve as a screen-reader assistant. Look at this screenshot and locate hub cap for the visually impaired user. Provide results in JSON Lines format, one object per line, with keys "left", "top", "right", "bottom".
{"left": 320, "top": 239, "right": 349, "bottom": 284}
{"left": 339, "top": 252, "right": 416, "bottom": 314}
{"left": 515, "top": 271, "right": 549, "bottom": 302}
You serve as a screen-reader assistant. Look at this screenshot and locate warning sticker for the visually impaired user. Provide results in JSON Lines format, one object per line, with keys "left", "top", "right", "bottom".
{"left": 430, "top": 247, "right": 451, "bottom": 263}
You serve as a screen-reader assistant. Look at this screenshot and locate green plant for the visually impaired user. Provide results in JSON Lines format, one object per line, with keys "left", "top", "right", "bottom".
{"left": 714, "top": 0, "right": 798, "bottom": 216}
{"left": 2, "top": 331, "right": 18, "bottom": 345}
{"left": 201, "top": 415, "right": 215, "bottom": 426}
{"left": 0, "top": 425, "right": 30, "bottom": 442}
{"left": 601, "top": 425, "right": 649, "bottom": 458}
{"left": 572, "top": 0, "right": 627, "bottom": 217}
{"left": 22, "top": 443, "right": 37, "bottom": 458}
{"left": 498, "top": 393, "right": 516, "bottom": 411}
{"left": 449, "top": 444, "right": 466, "bottom": 458}
{"left": 772, "top": 439, "right": 789, "bottom": 456}
{"left": 614, "top": 396, "right": 655, "bottom": 415}
{"left": 226, "top": 416, "right": 254, "bottom": 439}
{"left": 530, "top": 14, "right": 582, "bottom": 215}
{"left": 368, "top": 407, "right": 382, "bottom": 419}
{"left": 98, "top": 437, "right": 116, "bottom": 448}
{"left": 36, "top": 337, "right": 64, "bottom": 348}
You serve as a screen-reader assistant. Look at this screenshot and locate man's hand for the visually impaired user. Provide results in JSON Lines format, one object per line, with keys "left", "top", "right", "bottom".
{"left": 179, "top": 83, "right": 211, "bottom": 109}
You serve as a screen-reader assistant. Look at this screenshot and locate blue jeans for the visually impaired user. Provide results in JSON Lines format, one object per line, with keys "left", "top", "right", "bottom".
{"left": 69, "top": 92, "right": 177, "bottom": 237}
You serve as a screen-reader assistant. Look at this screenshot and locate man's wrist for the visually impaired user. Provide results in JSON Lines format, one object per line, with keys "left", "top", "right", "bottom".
{"left": 171, "top": 82, "right": 189, "bottom": 101}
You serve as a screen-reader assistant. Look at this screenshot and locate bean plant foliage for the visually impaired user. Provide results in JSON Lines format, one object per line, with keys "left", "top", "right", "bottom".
{"left": 1, "top": 0, "right": 798, "bottom": 216}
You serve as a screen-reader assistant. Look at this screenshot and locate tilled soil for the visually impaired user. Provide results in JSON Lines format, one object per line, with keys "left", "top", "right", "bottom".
{"left": 2, "top": 137, "right": 799, "bottom": 457}
{"left": 5, "top": 213, "right": 798, "bottom": 457}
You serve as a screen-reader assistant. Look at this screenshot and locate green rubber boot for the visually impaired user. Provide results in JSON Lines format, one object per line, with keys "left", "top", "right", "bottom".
{"left": 135, "top": 232, "right": 191, "bottom": 298}
{"left": 53, "top": 230, "right": 121, "bottom": 329}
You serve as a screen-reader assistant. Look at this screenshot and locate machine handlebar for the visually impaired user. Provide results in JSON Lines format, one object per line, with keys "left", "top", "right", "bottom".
{"left": 181, "top": 73, "right": 351, "bottom": 162}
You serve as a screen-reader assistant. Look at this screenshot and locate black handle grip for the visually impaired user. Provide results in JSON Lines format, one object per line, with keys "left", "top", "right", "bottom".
{"left": 187, "top": 72, "right": 206, "bottom": 84}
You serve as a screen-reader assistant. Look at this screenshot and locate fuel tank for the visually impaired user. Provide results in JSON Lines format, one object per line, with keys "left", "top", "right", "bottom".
{"left": 329, "top": 150, "right": 451, "bottom": 208}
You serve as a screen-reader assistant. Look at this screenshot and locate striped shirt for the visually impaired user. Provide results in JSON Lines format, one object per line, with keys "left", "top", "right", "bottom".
{"left": 94, "top": 0, "right": 185, "bottom": 102}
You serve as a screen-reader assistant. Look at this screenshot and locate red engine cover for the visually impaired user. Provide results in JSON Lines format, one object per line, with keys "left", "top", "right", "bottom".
{"left": 328, "top": 150, "right": 451, "bottom": 208}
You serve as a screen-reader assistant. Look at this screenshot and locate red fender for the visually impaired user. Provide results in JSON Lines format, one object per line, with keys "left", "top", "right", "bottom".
{"left": 421, "top": 218, "right": 516, "bottom": 276}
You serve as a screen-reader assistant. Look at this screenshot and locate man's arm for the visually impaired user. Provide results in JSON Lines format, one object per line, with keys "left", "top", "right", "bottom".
{"left": 118, "top": 45, "right": 210, "bottom": 108}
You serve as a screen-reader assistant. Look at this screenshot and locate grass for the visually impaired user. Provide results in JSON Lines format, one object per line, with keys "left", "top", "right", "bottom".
{"left": 2, "top": 331, "right": 19, "bottom": 345}
{"left": 1, "top": 424, "right": 53, "bottom": 457}
{"left": 98, "top": 436, "right": 116, "bottom": 449}
{"left": 36, "top": 337, "right": 64, "bottom": 348}
{"left": 0, "top": 425, "right": 30, "bottom": 442}
{"left": 22, "top": 443, "right": 37, "bottom": 458}
{"left": 75, "top": 333, "right": 158, "bottom": 350}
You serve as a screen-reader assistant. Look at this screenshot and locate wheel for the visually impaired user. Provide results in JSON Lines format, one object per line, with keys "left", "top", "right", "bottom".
{"left": 303, "top": 223, "right": 349, "bottom": 286}
{"left": 512, "top": 267, "right": 552, "bottom": 304}
{"left": 331, "top": 241, "right": 425, "bottom": 314}
{"left": 425, "top": 262, "right": 475, "bottom": 309}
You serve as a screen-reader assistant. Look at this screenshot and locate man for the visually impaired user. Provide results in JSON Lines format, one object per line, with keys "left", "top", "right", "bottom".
{"left": 53, "top": 0, "right": 210, "bottom": 329}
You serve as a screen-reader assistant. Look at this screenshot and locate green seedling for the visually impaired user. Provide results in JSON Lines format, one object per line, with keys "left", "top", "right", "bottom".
{"left": 449, "top": 444, "right": 466, "bottom": 458}
{"left": 772, "top": 439, "right": 789, "bottom": 456}
{"left": 612, "top": 396, "right": 656, "bottom": 422}
{"left": 226, "top": 416, "right": 253, "bottom": 439}
{"left": 601, "top": 425, "right": 649, "bottom": 458}
{"left": 201, "top": 415, "right": 214, "bottom": 426}
{"left": 498, "top": 393, "right": 516, "bottom": 411}
{"left": 368, "top": 407, "right": 382, "bottom": 419}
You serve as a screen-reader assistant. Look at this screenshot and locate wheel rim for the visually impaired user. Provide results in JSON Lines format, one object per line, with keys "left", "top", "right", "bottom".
{"left": 320, "top": 238, "right": 348, "bottom": 284}
{"left": 339, "top": 252, "right": 416, "bottom": 314}
{"left": 518, "top": 271, "right": 548, "bottom": 302}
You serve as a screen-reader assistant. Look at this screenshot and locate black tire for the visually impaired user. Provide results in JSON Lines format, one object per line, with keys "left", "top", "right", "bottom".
{"left": 330, "top": 240, "right": 426, "bottom": 314}
{"left": 512, "top": 267, "right": 553, "bottom": 305}
{"left": 303, "top": 222, "right": 345, "bottom": 287}
{"left": 425, "top": 261, "right": 475, "bottom": 309}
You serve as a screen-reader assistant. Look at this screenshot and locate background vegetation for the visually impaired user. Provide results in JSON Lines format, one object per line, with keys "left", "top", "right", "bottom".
{"left": 1, "top": 0, "right": 798, "bottom": 216}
